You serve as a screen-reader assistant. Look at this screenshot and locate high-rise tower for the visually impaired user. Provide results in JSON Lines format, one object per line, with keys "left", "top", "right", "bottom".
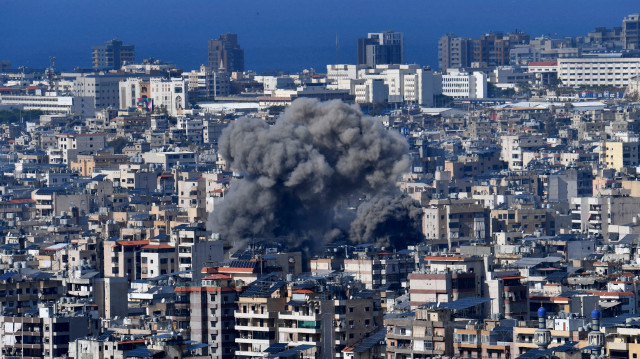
{"left": 623, "top": 14, "right": 640, "bottom": 50}
{"left": 357, "top": 31, "right": 404, "bottom": 67}
{"left": 208, "top": 33, "right": 245, "bottom": 73}
{"left": 92, "top": 38, "right": 135, "bottom": 70}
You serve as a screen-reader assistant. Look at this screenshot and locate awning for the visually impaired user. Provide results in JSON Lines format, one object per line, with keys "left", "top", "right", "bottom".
{"left": 599, "top": 301, "right": 621, "bottom": 309}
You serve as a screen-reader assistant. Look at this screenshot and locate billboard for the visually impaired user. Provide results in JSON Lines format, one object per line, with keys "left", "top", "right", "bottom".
{"left": 136, "top": 97, "right": 153, "bottom": 112}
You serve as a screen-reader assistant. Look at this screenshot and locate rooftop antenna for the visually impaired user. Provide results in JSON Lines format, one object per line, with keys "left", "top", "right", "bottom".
{"left": 47, "top": 56, "right": 56, "bottom": 91}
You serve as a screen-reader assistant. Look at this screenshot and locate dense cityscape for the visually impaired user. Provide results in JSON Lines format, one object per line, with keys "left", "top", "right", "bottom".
{"left": 2, "top": 8, "right": 640, "bottom": 359}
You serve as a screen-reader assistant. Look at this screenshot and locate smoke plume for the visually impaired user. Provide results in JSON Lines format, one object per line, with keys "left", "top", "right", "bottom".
{"left": 211, "top": 98, "right": 423, "bottom": 250}
{"left": 349, "top": 193, "right": 424, "bottom": 248}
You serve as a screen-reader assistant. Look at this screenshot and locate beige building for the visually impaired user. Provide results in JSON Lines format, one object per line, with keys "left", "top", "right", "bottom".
{"left": 56, "top": 133, "right": 107, "bottom": 164}
{"left": 385, "top": 307, "right": 454, "bottom": 359}
{"left": 423, "top": 199, "right": 489, "bottom": 248}
{"left": 141, "top": 243, "right": 177, "bottom": 278}
{"left": 500, "top": 135, "right": 545, "bottom": 170}
{"left": 601, "top": 141, "right": 640, "bottom": 171}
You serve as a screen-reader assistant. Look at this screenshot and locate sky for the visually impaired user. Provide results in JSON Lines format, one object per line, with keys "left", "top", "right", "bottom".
{"left": 1, "top": 0, "right": 639, "bottom": 73}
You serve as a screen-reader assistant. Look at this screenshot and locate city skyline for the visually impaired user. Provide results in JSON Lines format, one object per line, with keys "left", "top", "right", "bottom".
{"left": 2, "top": 0, "right": 639, "bottom": 72}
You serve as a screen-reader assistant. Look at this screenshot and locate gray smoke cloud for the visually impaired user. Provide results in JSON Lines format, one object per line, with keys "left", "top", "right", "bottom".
{"left": 211, "top": 98, "right": 423, "bottom": 250}
{"left": 349, "top": 193, "right": 424, "bottom": 248}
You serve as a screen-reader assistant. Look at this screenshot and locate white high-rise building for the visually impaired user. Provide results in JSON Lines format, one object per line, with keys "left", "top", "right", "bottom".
{"left": 557, "top": 57, "right": 640, "bottom": 87}
{"left": 441, "top": 69, "right": 487, "bottom": 99}
{"left": 119, "top": 77, "right": 188, "bottom": 116}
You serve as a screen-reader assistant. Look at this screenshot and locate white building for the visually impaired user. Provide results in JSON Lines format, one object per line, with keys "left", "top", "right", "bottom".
{"left": 558, "top": 57, "right": 640, "bottom": 87}
{"left": 441, "top": 70, "right": 487, "bottom": 99}
{"left": 181, "top": 65, "right": 230, "bottom": 99}
{"left": 119, "top": 77, "right": 188, "bottom": 116}
{"left": 527, "top": 61, "right": 559, "bottom": 86}
{"left": 491, "top": 66, "right": 535, "bottom": 88}
{"left": 326, "top": 64, "right": 367, "bottom": 86}
{"left": 149, "top": 78, "right": 187, "bottom": 116}
{"left": 56, "top": 133, "right": 107, "bottom": 164}
{"left": 118, "top": 77, "right": 144, "bottom": 110}
{"left": 0, "top": 93, "right": 95, "bottom": 116}
{"left": 142, "top": 151, "right": 196, "bottom": 170}
{"left": 403, "top": 67, "right": 441, "bottom": 106}
{"left": 354, "top": 78, "right": 388, "bottom": 104}
{"left": 500, "top": 135, "right": 545, "bottom": 170}
{"left": 73, "top": 74, "right": 122, "bottom": 109}
{"left": 326, "top": 64, "right": 441, "bottom": 106}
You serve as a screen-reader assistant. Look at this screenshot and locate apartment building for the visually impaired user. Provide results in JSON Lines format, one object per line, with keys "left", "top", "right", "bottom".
{"left": 385, "top": 307, "right": 453, "bottom": 359}
{"left": 208, "top": 33, "right": 244, "bottom": 73}
{"left": 92, "top": 38, "right": 135, "bottom": 70}
{"left": 557, "top": 58, "right": 640, "bottom": 87}
{"left": 491, "top": 204, "right": 550, "bottom": 235}
{"left": 0, "top": 94, "right": 95, "bottom": 116}
{"left": 453, "top": 320, "right": 513, "bottom": 359}
{"left": 0, "top": 272, "right": 64, "bottom": 316}
{"left": 175, "top": 273, "right": 239, "bottom": 359}
{"left": 235, "top": 276, "right": 287, "bottom": 358}
{"left": 500, "top": 135, "right": 545, "bottom": 170}
{"left": 0, "top": 308, "right": 90, "bottom": 359}
{"left": 140, "top": 243, "right": 177, "bottom": 279}
{"left": 441, "top": 70, "right": 487, "bottom": 99}
{"left": 600, "top": 141, "right": 640, "bottom": 170}
{"left": 72, "top": 74, "right": 121, "bottom": 109}
{"left": 342, "top": 252, "right": 415, "bottom": 290}
{"left": 103, "top": 239, "right": 148, "bottom": 281}
{"left": 357, "top": 31, "right": 404, "bottom": 67}
{"left": 409, "top": 255, "right": 486, "bottom": 308}
{"left": 422, "top": 199, "right": 490, "bottom": 248}
{"left": 56, "top": 133, "right": 106, "bottom": 164}
{"left": 570, "top": 196, "right": 640, "bottom": 240}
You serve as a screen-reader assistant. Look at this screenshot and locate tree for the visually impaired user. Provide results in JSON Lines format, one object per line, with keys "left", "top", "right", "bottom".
{"left": 517, "top": 81, "right": 531, "bottom": 95}
{"left": 107, "top": 137, "right": 130, "bottom": 154}
{"left": 0, "top": 109, "right": 43, "bottom": 124}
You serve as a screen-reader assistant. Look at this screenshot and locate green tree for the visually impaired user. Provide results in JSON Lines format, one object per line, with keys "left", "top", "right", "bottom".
{"left": 107, "top": 137, "right": 130, "bottom": 154}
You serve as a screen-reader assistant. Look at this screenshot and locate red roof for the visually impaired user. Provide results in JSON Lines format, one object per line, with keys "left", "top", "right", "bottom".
{"left": 26, "top": 86, "right": 39, "bottom": 90}
{"left": 142, "top": 244, "right": 173, "bottom": 250}
{"left": 116, "top": 240, "right": 149, "bottom": 246}
{"left": 293, "top": 289, "right": 314, "bottom": 294}
{"left": 219, "top": 267, "right": 255, "bottom": 273}
{"left": 118, "top": 339, "right": 145, "bottom": 344}
{"left": 6, "top": 199, "right": 35, "bottom": 204}
{"left": 500, "top": 276, "right": 525, "bottom": 280}
{"left": 529, "top": 61, "right": 557, "bottom": 66}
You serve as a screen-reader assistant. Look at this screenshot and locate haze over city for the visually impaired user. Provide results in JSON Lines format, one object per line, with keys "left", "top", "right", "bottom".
{"left": 4, "top": 2, "right": 640, "bottom": 359}
{"left": 2, "top": 0, "right": 640, "bottom": 72}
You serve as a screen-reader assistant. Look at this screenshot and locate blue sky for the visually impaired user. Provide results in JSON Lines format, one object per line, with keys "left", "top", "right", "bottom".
{"left": 1, "top": 0, "right": 638, "bottom": 72}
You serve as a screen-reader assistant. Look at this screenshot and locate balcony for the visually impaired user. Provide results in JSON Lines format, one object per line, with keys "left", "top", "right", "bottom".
{"left": 608, "top": 342, "right": 628, "bottom": 351}
{"left": 235, "top": 324, "right": 271, "bottom": 332}
{"left": 279, "top": 312, "right": 318, "bottom": 321}
{"left": 235, "top": 311, "right": 270, "bottom": 319}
